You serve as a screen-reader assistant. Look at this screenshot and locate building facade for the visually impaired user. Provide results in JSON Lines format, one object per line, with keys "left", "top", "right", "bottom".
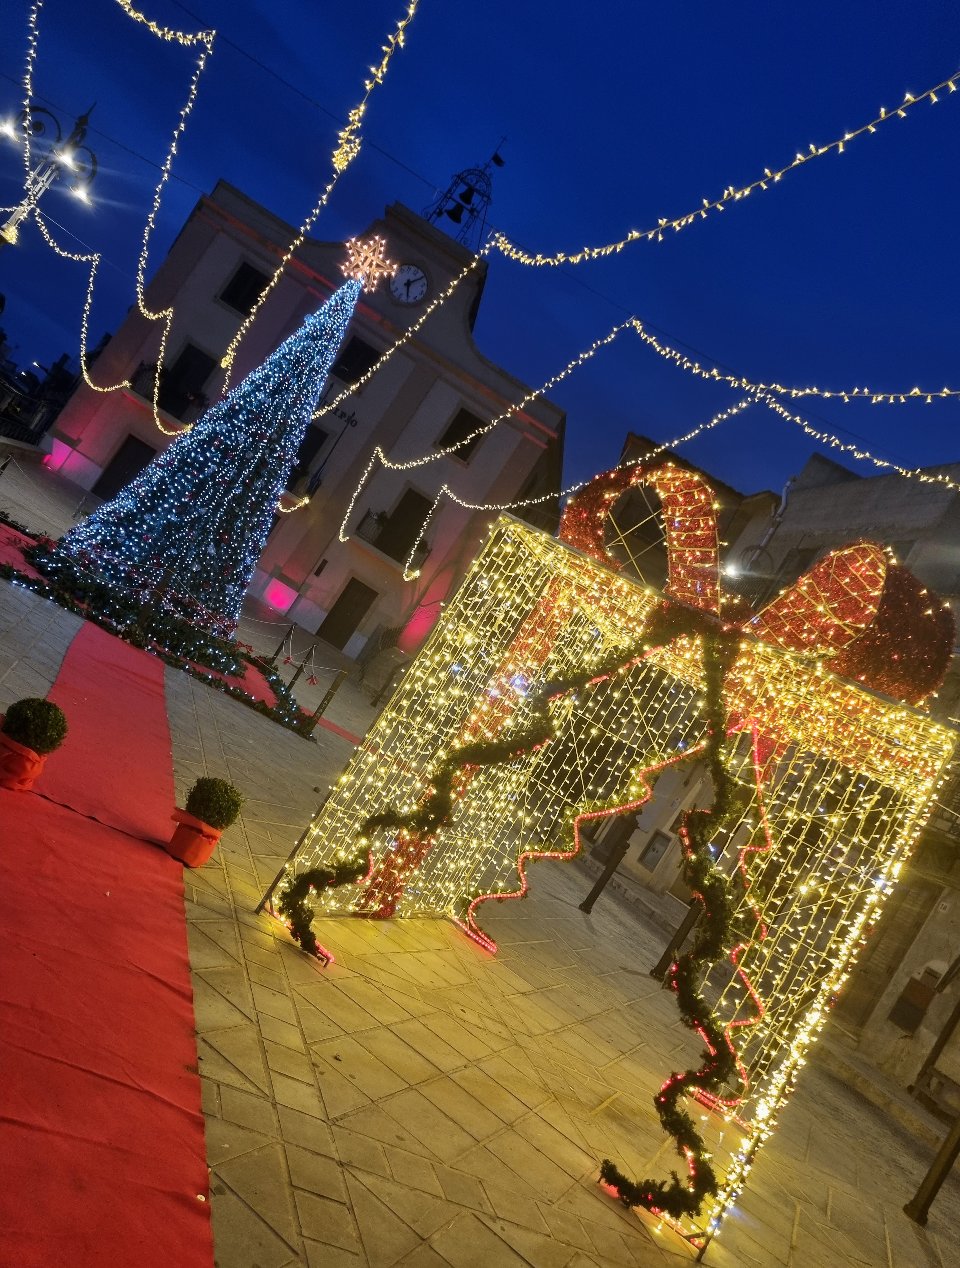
{"left": 48, "top": 181, "right": 564, "bottom": 658}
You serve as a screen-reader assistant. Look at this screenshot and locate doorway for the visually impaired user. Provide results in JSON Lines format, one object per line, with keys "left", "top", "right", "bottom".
{"left": 317, "top": 577, "right": 377, "bottom": 650}
{"left": 92, "top": 435, "right": 157, "bottom": 500}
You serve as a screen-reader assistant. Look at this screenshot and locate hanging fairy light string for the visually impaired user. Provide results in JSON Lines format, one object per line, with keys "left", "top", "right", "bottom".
{"left": 335, "top": 314, "right": 638, "bottom": 531}
{"left": 219, "top": 0, "right": 420, "bottom": 380}
{"left": 15, "top": 0, "right": 215, "bottom": 436}
{"left": 627, "top": 317, "right": 960, "bottom": 406}
{"left": 112, "top": 0, "right": 212, "bottom": 45}
{"left": 356, "top": 398, "right": 757, "bottom": 580}
{"left": 760, "top": 394, "right": 960, "bottom": 493}
{"left": 490, "top": 73, "right": 958, "bottom": 266}
{"left": 120, "top": 32, "right": 215, "bottom": 435}
{"left": 313, "top": 249, "right": 488, "bottom": 421}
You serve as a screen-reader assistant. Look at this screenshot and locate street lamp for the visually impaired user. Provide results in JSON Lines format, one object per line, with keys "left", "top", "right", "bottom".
{"left": 0, "top": 102, "right": 98, "bottom": 246}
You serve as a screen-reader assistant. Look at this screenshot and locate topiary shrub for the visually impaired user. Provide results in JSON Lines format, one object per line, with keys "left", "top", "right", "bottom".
{"left": 185, "top": 776, "right": 243, "bottom": 830}
{"left": 2, "top": 698, "right": 68, "bottom": 754}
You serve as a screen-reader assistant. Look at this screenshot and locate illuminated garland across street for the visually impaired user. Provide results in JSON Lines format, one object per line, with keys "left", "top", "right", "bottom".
{"left": 627, "top": 318, "right": 960, "bottom": 407}
{"left": 262, "top": 464, "right": 956, "bottom": 1253}
{"left": 323, "top": 298, "right": 960, "bottom": 538}
{"left": 17, "top": 0, "right": 215, "bottom": 436}
{"left": 220, "top": 0, "right": 420, "bottom": 377}
{"left": 490, "top": 72, "right": 958, "bottom": 265}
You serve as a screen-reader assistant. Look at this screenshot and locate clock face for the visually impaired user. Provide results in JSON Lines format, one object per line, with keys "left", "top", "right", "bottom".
{"left": 390, "top": 263, "right": 428, "bottom": 306}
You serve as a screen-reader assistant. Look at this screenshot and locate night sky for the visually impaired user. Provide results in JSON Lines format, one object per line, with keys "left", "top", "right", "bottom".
{"left": 1, "top": 0, "right": 958, "bottom": 497}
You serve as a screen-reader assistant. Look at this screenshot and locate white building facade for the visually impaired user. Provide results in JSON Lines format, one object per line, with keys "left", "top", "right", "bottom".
{"left": 49, "top": 182, "right": 564, "bottom": 659}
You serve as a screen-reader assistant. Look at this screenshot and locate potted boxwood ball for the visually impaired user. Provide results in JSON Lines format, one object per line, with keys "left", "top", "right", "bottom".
{"left": 167, "top": 776, "right": 243, "bottom": 868}
{"left": 0, "top": 698, "right": 68, "bottom": 792}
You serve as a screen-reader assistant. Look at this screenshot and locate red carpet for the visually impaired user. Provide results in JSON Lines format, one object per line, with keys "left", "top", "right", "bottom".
{"left": 0, "top": 621, "right": 213, "bottom": 1267}
{"left": 38, "top": 623, "right": 176, "bottom": 843}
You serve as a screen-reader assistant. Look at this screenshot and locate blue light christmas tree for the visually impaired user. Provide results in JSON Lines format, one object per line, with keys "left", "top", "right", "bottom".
{"left": 57, "top": 237, "right": 395, "bottom": 633}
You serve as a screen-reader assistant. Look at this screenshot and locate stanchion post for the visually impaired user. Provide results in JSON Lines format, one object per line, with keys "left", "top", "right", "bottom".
{"left": 296, "top": 668, "right": 348, "bottom": 737}
{"left": 268, "top": 623, "right": 295, "bottom": 666}
{"left": 903, "top": 1115, "right": 960, "bottom": 1225}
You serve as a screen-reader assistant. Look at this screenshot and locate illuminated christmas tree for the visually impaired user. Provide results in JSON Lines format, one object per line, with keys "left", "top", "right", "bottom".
{"left": 57, "top": 237, "right": 395, "bottom": 632}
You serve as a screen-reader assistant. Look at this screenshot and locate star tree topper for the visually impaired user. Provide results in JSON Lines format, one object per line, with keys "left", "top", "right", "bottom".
{"left": 342, "top": 234, "right": 397, "bottom": 291}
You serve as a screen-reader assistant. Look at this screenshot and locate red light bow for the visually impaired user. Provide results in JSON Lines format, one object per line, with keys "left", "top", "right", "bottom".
{"left": 559, "top": 462, "right": 954, "bottom": 705}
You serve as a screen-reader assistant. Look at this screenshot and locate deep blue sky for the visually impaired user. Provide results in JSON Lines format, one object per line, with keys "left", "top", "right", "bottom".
{"left": 1, "top": 0, "right": 958, "bottom": 495}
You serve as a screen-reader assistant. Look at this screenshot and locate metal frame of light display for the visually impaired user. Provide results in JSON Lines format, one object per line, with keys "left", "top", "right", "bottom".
{"left": 261, "top": 464, "right": 956, "bottom": 1256}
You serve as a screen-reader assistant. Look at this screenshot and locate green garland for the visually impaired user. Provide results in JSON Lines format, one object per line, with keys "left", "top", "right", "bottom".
{"left": 360, "top": 600, "right": 746, "bottom": 1223}
{"left": 276, "top": 860, "right": 369, "bottom": 956}
{"left": 600, "top": 629, "right": 748, "bottom": 1220}
{"left": 360, "top": 603, "right": 703, "bottom": 840}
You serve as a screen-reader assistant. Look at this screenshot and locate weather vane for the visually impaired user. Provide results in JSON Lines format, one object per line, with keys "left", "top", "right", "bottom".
{"left": 342, "top": 235, "right": 396, "bottom": 291}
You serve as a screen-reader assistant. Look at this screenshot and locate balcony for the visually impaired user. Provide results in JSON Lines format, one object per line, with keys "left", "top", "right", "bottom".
{"left": 130, "top": 362, "right": 209, "bottom": 425}
{"left": 355, "top": 509, "right": 430, "bottom": 567}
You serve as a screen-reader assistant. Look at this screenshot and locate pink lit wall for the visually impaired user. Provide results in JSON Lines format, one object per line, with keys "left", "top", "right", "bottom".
{"left": 263, "top": 578, "right": 299, "bottom": 614}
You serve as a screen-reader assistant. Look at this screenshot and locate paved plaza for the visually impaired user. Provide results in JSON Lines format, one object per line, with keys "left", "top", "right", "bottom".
{"left": 2, "top": 487, "right": 959, "bottom": 1265}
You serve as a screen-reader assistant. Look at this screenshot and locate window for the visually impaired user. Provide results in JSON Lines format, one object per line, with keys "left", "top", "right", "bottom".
{"left": 330, "top": 336, "right": 379, "bottom": 385}
{"left": 219, "top": 262, "right": 270, "bottom": 315}
{"left": 637, "top": 829, "right": 672, "bottom": 871}
{"left": 436, "top": 407, "right": 485, "bottom": 461}
{"left": 289, "top": 424, "right": 329, "bottom": 488}
{"left": 157, "top": 344, "right": 217, "bottom": 420}
{"left": 377, "top": 488, "right": 434, "bottom": 563}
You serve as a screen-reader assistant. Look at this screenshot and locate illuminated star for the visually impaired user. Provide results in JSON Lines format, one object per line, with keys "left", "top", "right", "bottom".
{"left": 342, "top": 235, "right": 397, "bottom": 291}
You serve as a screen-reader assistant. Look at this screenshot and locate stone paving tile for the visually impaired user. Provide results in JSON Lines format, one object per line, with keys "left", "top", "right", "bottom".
{"left": 5, "top": 580, "right": 960, "bottom": 1268}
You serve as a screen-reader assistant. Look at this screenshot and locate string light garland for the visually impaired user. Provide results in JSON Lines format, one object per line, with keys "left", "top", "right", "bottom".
{"left": 335, "top": 315, "right": 640, "bottom": 543}
{"left": 342, "top": 398, "right": 755, "bottom": 579}
{"left": 260, "top": 469, "right": 956, "bottom": 1255}
{"left": 327, "top": 297, "right": 960, "bottom": 541}
{"left": 760, "top": 394, "right": 960, "bottom": 493}
{"left": 220, "top": 0, "right": 420, "bottom": 378}
{"left": 313, "top": 251, "right": 487, "bottom": 421}
{"left": 112, "top": 0, "right": 212, "bottom": 45}
{"left": 14, "top": 0, "right": 215, "bottom": 435}
{"left": 627, "top": 318, "right": 960, "bottom": 409}
{"left": 490, "top": 72, "right": 958, "bottom": 266}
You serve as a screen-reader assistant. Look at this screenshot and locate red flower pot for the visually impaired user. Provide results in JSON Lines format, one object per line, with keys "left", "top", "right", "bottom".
{"left": 0, "top": 719, "right": 47, "bottom": 792}
{"left": 166, "top": 808, "right": 222, "bottom": 867}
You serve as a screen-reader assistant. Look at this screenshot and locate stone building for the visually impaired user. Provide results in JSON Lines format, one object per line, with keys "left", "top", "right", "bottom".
{"left": 47, "top": 181, "right": 564, "bottom": 659}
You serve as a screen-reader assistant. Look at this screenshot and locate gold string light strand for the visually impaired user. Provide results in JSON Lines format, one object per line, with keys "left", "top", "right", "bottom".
{"left": 220, "top": 0, "right": 420, "bottom": 378}
{"left": 340, "top": 398, "right": 756, "bottom": 580}
{"left": 113, "top": 0, "right": 212, "bottom": 45}
{"left": 313, "top": 250, "right": 487, "bottom": 422}
{"left": 334, "top": 314, "right": 635, "bottom": 531}
{"left": 489, "top": 73, "right": 958, "bottom": 266}
{"left": 760, "top": 394, "right": 960, "bottom": 494}
{"left": 627, "top": 318, "right": 960, "bottom": 406}
{"left": 16, "top": 0, "right": 215, "bottom": 436}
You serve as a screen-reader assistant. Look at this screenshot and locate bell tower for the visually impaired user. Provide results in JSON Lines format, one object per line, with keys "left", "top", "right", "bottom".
{"left": 423, "top": 145, "right": 505, "bottom": 252}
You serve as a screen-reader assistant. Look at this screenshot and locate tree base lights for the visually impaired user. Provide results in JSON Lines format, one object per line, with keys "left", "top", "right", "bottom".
{"left": 260, "top": 466, "right": 955, "bottom": 1254}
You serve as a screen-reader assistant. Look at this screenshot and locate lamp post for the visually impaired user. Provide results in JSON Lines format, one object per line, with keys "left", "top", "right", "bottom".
{"left": 0, "top": 103, "right": 98, "bottom": 246}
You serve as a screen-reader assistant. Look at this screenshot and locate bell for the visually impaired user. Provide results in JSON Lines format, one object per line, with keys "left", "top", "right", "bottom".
{"left": 459, "top": 184, "right": 475, "bottom": 205}
{"left": 445, "top": 202, "right": 465, "bottom": 224}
